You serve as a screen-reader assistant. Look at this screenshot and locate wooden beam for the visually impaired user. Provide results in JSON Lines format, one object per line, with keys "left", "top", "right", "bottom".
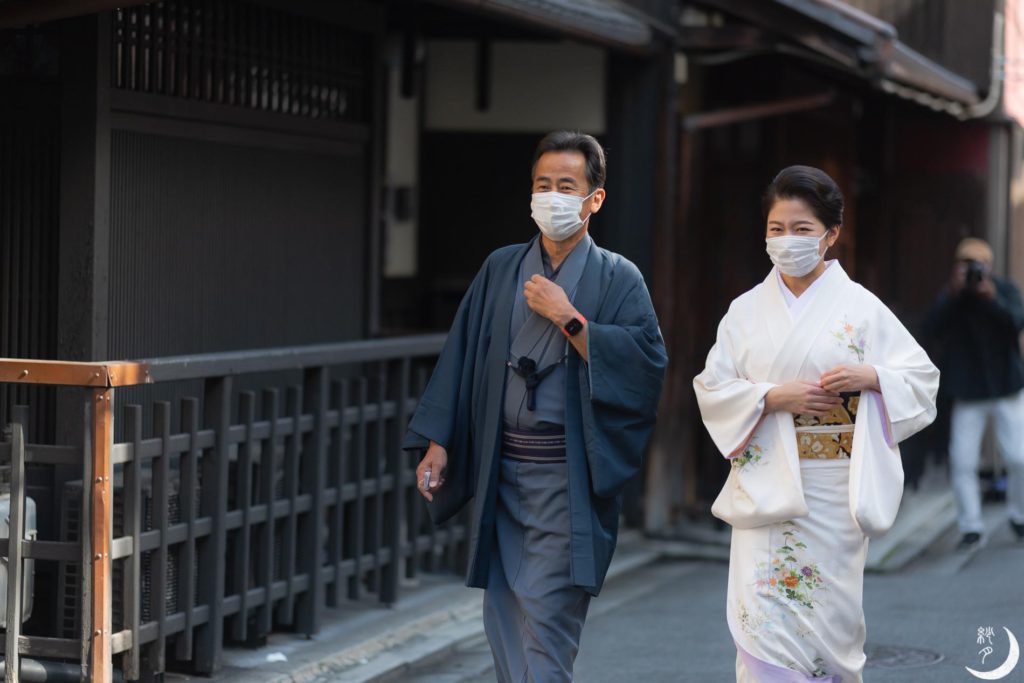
{"left": 677, "top": 25, "right": 771, "bottom": 51}
{"left": 0, "top": 359, "right": 109, "bottom": 386}
{"left": 681, "top": 91, "right": 837, "bottom": 131}
{"left": 0, "top": 0, "right": 150, "bottom": 29}
{"left": 0, "top": 359, "right": 149, "bottom": 387}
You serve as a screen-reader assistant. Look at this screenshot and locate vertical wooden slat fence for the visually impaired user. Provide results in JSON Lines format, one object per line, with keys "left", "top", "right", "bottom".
{"left": 0, "top": 334, "right": 467, "bottom": 681}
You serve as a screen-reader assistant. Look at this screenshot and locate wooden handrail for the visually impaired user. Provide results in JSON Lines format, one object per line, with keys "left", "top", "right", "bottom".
{"left": 0, "top": 359, "right": 146, "bottom": 388}
{"left": 0, "top": 333, "right": 446, "bottom": 388}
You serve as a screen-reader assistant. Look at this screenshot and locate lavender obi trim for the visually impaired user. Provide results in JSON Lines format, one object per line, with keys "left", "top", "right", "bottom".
{"left": 736, "top": 642, "right": 842, "bottom": 683}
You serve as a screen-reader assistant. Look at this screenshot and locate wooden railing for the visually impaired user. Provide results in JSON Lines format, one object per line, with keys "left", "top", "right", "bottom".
{"left": 0, "top": 334, "right": 462, "bottom": 682}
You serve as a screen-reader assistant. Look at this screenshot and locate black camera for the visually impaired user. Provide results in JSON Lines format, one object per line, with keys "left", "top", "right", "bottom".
{"left": 965, "top": 259, "right": 985, "bottom": 289}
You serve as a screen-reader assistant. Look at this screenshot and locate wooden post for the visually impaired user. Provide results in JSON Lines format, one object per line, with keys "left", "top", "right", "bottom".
{"left": 4, "top": 423, "right": 25, "bottom": 683}
{"left": 90, "top": 387, "right": 114, "bottom": 683}
{"left": 645, "top": 51, "right": 685, "bottom": 534}
{"left": 296, "top": 368, "right": 328, "bottom": 634}
{"left": 195, "top": 377, "right": 232, "bottom": 672}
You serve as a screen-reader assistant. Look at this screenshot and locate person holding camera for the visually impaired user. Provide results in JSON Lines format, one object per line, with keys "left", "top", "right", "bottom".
{"left": 925, "top": 237, "right": 1024, "bottom": 549}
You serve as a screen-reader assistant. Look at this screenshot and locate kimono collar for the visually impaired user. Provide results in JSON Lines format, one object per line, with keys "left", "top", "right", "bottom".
{"left": 776, "top": 260, "right": 838, "bottom": 317}
{"left": 762, "top": 261, "right": 851, "bottom": 382}
{"left": 510, "top": 233, "right": 593, "bottom": 337}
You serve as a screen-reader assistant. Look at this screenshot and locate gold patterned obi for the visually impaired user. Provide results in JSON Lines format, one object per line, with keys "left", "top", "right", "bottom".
{"left": 794, "top": 392, "right": 860, "bottom": 460}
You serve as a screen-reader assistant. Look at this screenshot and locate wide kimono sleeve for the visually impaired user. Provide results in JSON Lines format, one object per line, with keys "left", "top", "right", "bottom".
{"left": 870, "top": 304, "right": 940, "bottom": 445}
{"left": 402, "top": 257, "right": 489, "bottom": 453}
{"left": 693, "top": 304, "right": 777, "bottom": 458}
{"left": 581, "top": 271, "right": 667, "bottom": 498}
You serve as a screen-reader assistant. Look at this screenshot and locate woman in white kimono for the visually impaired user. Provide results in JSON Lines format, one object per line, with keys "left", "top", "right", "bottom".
{"left": 694, "top": 166, "right": 939, "bottom": 682}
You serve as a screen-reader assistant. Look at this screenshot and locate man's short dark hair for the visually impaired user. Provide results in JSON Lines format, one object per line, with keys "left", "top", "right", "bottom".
{"left": 532, "top": 131, "right": 607, "bottom": 191}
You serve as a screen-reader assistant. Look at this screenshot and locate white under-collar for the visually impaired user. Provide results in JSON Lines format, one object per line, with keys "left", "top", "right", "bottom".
{"left": 777, "top": 260, "right": 837, "bottom": 319}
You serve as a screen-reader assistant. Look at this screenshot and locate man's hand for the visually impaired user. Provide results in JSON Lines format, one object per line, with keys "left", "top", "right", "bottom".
{"left": 976, "top": 276, "right": 996, "bottom": 300}
{"left": 765, "top": 381, "right": 842, "bottom": 416}
{"left": 820, "top": 364, "right": 880, "bottom": 393}
{"left": 415, "top": 441, "right": 448, "bottom": 502}
{"left": 524, "top": 274, "right": 575, "bottom": 325}
{"left": 952, "top": 261, "right": 996, "bottom": 299}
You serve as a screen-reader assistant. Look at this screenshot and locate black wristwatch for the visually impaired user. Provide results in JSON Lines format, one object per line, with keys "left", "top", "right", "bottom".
{"left": 562, "top": 315, "right": 586, "bottom": 338}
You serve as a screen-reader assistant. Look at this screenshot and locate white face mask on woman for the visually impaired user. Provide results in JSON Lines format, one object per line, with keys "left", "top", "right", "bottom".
{"left": 765, "top": 233, "right": 830, "bottom": 277}
{"left": 531, "top": 190, "right": 595, "bottom": 242}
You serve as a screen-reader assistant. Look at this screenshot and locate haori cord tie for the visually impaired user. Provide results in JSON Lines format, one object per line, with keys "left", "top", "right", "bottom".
{"left": 508, "top": 354, "right": 567, "bottom": 411}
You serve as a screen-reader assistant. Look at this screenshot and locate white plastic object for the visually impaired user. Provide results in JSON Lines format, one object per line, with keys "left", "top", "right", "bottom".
{"left": 0, "top": 493, "right": 37, "bottom": 627}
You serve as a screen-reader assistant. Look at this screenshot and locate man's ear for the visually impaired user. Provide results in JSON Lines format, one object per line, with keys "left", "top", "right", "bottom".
{"left": 590, "top": 188, "right": 607, "bottom": 213}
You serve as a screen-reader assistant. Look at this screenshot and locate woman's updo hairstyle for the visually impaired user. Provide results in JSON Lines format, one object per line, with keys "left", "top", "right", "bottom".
{"left": 762, "top": 165, "right": 844, "bottom": 229}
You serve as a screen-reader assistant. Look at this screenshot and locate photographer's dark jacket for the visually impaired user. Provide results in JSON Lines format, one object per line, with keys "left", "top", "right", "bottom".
{"left": 924, "top": 276, "right": 1024, "bottom": 401}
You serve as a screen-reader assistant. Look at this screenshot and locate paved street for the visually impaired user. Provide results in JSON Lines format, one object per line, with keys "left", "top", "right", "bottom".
{"left": 404, "top": 505, "right": 1024, "bottom": 682}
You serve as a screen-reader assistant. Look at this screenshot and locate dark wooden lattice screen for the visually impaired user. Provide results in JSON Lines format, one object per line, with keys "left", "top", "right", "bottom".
{"left": 0, "top": 29, "right": 60, "bottom": 442}
{"left": 111, "top": 0, "right": 371, "bottom": 123}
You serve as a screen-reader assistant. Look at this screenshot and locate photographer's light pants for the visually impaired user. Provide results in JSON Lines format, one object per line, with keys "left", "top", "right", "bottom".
{"left": 950, "top": 389, "right": 1024, "bottom": 533}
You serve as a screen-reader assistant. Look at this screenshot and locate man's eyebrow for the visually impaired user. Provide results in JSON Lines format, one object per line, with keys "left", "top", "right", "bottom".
{"left": 533, "top": 175, "right": 579, "bottom": 185}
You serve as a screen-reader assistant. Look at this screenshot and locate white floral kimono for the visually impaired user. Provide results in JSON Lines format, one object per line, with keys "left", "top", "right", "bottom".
{"left": 693, "top": 262, "right": 939, "bottom": 682}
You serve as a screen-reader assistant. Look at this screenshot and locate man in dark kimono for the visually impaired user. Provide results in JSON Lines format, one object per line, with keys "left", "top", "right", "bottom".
{"left": 404, "top": 131, "right": 667, "bottom": 682}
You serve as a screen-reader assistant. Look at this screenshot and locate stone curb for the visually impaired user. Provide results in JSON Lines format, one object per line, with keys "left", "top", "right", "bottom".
{"left": 866, "top": 488, "right": 958, "bottom": 572}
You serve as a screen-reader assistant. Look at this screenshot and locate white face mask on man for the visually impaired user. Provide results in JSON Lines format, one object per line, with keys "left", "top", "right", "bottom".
{"left": 531, "top": 190, "right": 595, "bottom": 242}
{"left": 765, "top": 233, "right": 830, "bottom": 277}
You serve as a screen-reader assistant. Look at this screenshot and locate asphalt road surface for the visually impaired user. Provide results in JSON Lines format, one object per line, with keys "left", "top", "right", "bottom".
{"left": 405, "top": 506, "right": 1024, "bottom": 682}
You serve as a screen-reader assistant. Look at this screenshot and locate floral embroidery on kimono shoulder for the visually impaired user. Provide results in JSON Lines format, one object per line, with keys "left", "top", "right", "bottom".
{"left": 831, "top": 316, "right": 869, "bottom": 363}
{"left": 732, "top": 439, "right": 765, "bottom": 470}
{"left": 754, "top": 521, "right": 825, "bottom": 611}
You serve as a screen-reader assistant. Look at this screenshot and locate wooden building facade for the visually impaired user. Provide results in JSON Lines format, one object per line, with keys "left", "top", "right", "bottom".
{"left": 0, "top": 0, "right": 675, "bottom": 679}
{"left": 0, "top": 0, "right": 1015, "bottom": 678}
{"left": 646, "top": 0, "right": 1010, "bottom": 533}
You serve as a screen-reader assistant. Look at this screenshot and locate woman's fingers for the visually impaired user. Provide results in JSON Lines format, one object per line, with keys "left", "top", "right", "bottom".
{"left": 811, "top": 388, "right": 843, "bottom": 400}
{"left": 802, "top": 380, "right": 840, "bottom": 395}
{"left": 819, "top": 376, "right": 847, "bottom": 391}
{"left": 821, "top": 366, "right": 852, "bottom": 387}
